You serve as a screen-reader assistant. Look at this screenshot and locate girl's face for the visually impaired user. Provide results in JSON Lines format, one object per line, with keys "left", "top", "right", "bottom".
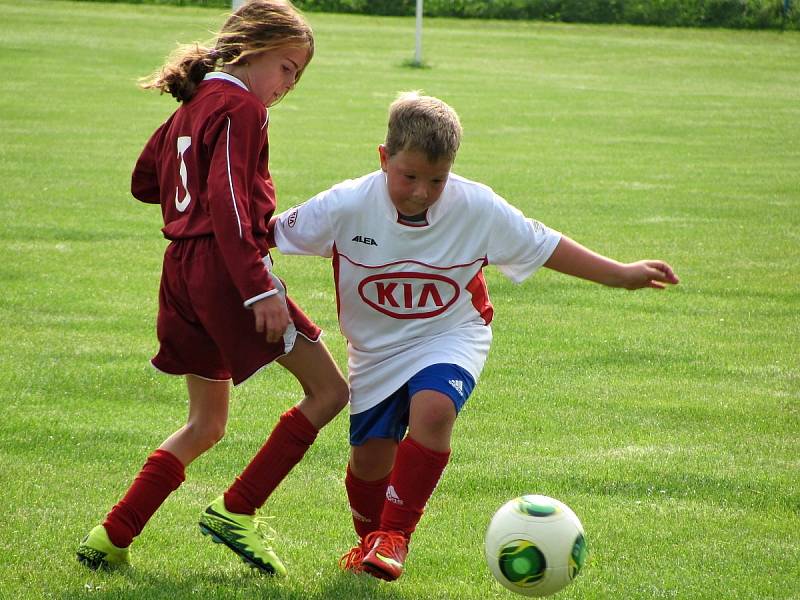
{"left": 236, "top": 46, "right": 309, "bottom": 106}
{"left": 379, "top": 145, "right": 452, "bottom": 217}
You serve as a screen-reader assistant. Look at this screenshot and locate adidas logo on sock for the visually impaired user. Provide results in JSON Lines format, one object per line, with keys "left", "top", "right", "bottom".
{"left": 448, "top": 379, "right": 464, "bottom": 396}
{"left": 386, "top": 485, "right": 403, "bottom": 505}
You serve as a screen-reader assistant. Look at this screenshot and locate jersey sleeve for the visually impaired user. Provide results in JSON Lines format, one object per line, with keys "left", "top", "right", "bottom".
{"left": 130, "top": 124, "right": 164, "bottom": 205}
{"left": 486, "top": 194, "right": 562, "bottom": 283}
{"left": 271, "top": 190, "right": 336, "bottom": 258}
{"left": 203, "top": 102, "right": 275, "bottom": 305}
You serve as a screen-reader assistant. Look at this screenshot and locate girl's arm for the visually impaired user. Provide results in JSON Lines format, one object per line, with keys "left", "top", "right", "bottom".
{"left": 130, "top": 126, "right": 165, "bottom": 204}
{"left": 544, "top": 235, "right": 679, "bottom": 290}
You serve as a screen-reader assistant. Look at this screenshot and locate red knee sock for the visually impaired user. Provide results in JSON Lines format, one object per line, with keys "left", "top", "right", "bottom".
{"left": 224, "top": 406, "right": 318, "bottom": 515}
{"left": 103, "top": 449, "right": 186, "bottom": 548}
{"left": 380, "top": 436, "right": 451, "bottom": 538}
{"left": 345, "top": 463, "right": 390, "bottom": 540}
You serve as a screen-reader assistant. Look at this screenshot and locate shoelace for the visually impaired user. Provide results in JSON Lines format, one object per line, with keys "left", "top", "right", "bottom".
{"left": 252, "top": 516, "right": 277, "bottom": 550}
{"left": 364, "top": 531, "right": 407, "bottom": 559}
{"left": 338, "top": 545, "right": 365, "bottom": 571}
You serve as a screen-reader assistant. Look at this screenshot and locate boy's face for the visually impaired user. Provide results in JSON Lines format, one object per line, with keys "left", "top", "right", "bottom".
{"left": 379, "top": 145, "right": 452, "bottom": 217}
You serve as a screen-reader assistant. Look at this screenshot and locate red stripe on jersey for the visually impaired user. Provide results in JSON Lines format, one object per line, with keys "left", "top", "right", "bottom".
{"left": 466, "top": 262, "right": 493, "bottom": 325}
{"left": 338, "top": 252, "right": 486, "bottom": 272}
{"left": 332, "top": 242, "right": 342, "bottom": 320}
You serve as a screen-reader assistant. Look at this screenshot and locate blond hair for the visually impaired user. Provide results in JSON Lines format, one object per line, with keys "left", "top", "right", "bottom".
{"left": 385, "top": 91, "right": 463, "bottom": 162}
{"left": 140, "top": 0, "right": 314, "bottom": 103}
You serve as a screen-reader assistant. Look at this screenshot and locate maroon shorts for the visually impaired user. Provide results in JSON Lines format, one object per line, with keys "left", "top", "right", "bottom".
{"left": 151, "top": 237, "right": 321, "bottom": 385}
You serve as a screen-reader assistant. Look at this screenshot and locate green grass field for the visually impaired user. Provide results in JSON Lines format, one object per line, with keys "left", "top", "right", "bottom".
{"left": 1, "top": 1, "right": 798, "bottom": 598}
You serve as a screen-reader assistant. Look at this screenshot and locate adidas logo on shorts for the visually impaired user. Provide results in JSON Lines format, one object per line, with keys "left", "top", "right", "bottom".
{"left": 448, "top": 379, "right": 464, "bottom": 396}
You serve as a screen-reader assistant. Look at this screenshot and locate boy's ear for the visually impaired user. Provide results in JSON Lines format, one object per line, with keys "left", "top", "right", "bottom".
{"left": 378, "top": 144, "right": 389, "bottom": 171}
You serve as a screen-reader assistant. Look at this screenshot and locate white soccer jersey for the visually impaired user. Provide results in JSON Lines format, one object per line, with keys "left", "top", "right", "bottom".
{"left": 273, "top": 170, "right": 561, "bottom": 414}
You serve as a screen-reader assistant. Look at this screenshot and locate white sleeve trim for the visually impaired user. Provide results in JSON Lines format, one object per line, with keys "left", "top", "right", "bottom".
{"left": 225, "top": 116, "right": 244, "bottom": 239}
{"left": 243, "top": 288, "right": 278, "bottom": 308}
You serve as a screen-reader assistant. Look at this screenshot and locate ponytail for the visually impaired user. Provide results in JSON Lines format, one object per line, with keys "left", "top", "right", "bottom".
{"left": 139, "top": 1, "right": 313, "bottom": 104}
{"left": 139, "top": 44, "right": 219, "bottom": 103}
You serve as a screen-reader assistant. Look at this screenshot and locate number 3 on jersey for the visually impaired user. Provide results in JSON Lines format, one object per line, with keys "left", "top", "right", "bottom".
{"left": 175, "top": 136, "right": 192, "bottom": 212}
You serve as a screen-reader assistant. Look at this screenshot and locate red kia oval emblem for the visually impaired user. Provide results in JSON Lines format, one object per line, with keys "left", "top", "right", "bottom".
{"left": 358, "top": 272, "right": 460, "bottom": 319}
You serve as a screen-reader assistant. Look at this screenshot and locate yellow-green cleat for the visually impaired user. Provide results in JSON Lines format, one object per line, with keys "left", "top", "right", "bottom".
{"left": 76, "top": 525, "right": 130, "bottom": 570}
{"left": 199, "top": 496, "right": 287, "bottom": 576}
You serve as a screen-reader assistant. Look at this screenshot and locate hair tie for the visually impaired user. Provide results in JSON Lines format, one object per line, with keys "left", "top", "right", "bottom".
{"left": 208, "top": 49, "right": 220, "bottom": 60}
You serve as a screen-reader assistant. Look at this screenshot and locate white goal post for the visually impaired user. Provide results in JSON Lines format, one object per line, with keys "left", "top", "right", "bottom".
{"left": 414, "top": 0, "right": 423, "bottom": 65}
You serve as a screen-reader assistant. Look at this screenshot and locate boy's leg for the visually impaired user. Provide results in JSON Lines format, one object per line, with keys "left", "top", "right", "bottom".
{"left": 77, "top": 375, "right": 229, "bottom": 569}
{"left": 347, "top": 439, "right": 396, "bottom": 538}
{"left": 362, "top": 390, "right": 456, "bottom": 581}
{"left": 222, "top": 336, "right": 348, "bottom": 516}
{"left": 340, "top": 382, "right": 412, "bottom": 573}
{"left": 339, "top": 439, "right": 395, "bottom": 572}
{"left": 381, "top": 390, "right": 455, "bottom": 536}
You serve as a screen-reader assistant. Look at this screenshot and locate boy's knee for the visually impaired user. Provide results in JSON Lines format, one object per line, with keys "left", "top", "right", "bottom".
{"left": 350, "top": 442, "right": 395, "bottom": 480}
{"left": 410, "top": 392, "right": 457, "bottom": 440}
{"left": 424, "top": 400, "right": 457, "bottom": 427}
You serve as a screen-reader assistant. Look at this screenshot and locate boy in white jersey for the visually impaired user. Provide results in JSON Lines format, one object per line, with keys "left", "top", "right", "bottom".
{"left": 269, "top": 92, "right": 679, "bottom": 581}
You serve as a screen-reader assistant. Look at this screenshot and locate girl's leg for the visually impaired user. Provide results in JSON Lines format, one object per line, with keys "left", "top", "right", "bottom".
{"left": 103, "top": 375, "right": 230, "bottom": 547}
{"left": 78, "top": 376, "right": 230, "bottom": 568}
{"left": 160, "top": 375, "right": 230, "bottom": 465}
{"left": 222, "top": 336, "right": 348, "bottom": 516}
{"left": 198, "top": 338, "right": 347, "bottom": 575}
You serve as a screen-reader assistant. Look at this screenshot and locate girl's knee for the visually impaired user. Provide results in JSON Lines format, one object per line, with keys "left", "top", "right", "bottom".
{"left": 330, "top": 378, "right": 350, "bottom": 411}
{"left": 187, "top": 421, "right": 226, "bottom": 451}
{"left": 314, "top": 377, "right": 349, "bottom": 413}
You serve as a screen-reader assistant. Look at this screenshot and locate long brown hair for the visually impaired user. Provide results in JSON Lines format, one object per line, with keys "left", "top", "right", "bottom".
{"left": 140, "top": 0, "right": 314, "bottom": 103}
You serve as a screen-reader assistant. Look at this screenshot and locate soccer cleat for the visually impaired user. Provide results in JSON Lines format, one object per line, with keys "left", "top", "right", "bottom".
{"left": 338, "top": 538, "right": 369, "bottom": 574}
{"left": 361, "top": 530, "right": 409, "bottom": 581}
{"left": 198, "top": 495, "right": 287, "bottom": 576}
{"left": 76, "top": 525, "right": 130, "bottom": 570}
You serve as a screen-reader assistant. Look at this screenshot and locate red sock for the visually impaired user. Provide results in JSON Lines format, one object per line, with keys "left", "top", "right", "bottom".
{"left": 380, "top": 436, "right": 451, "bottom": 538}
{"left": 224, "top": 406, "right": 318, "bottom": 515}
{"left": 103, "top": 449, "right": 185, "bottom": 548}
{"left": 345, "top": 463, "right": 390, "bottom": 540}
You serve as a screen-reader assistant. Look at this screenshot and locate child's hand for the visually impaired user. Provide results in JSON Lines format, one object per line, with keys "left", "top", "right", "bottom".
{"left": 252, "top": 294, "right": 291, "bottom": 343}
{"left": 621, "top": 260, "right": 679, "bottom": 290}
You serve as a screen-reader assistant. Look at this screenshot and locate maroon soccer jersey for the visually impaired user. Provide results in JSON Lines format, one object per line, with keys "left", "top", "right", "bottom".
{"left": 131, "top": 73, "right": 276, "bottom": 303}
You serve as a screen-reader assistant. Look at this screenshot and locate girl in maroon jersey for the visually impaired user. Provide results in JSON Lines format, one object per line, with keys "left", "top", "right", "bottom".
{"left": 77, "top": 0, "right": 348, "bottom": 575}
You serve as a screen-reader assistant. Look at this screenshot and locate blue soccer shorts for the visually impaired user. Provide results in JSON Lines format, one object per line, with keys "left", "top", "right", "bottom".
{"left": 349, "top": 363, "right": 476, "bottom": 446}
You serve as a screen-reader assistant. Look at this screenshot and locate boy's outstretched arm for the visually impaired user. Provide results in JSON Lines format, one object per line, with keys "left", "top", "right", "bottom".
{"left": 544, "top": 235, "right": 679, "bottom": 290}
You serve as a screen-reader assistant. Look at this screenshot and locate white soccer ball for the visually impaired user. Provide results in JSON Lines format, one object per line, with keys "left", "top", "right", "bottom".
{"left": 484, "top": 495, "right": 588, "bottom": 597}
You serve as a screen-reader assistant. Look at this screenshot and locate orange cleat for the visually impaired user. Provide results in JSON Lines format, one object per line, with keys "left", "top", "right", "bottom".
{"left": 361, "top": 530, "right": 408, "bottom": 581}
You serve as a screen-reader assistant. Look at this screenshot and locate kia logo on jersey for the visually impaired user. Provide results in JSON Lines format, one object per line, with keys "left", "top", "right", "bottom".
{"left": 358, "top": 272, "right": 460, "bottom": 319}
